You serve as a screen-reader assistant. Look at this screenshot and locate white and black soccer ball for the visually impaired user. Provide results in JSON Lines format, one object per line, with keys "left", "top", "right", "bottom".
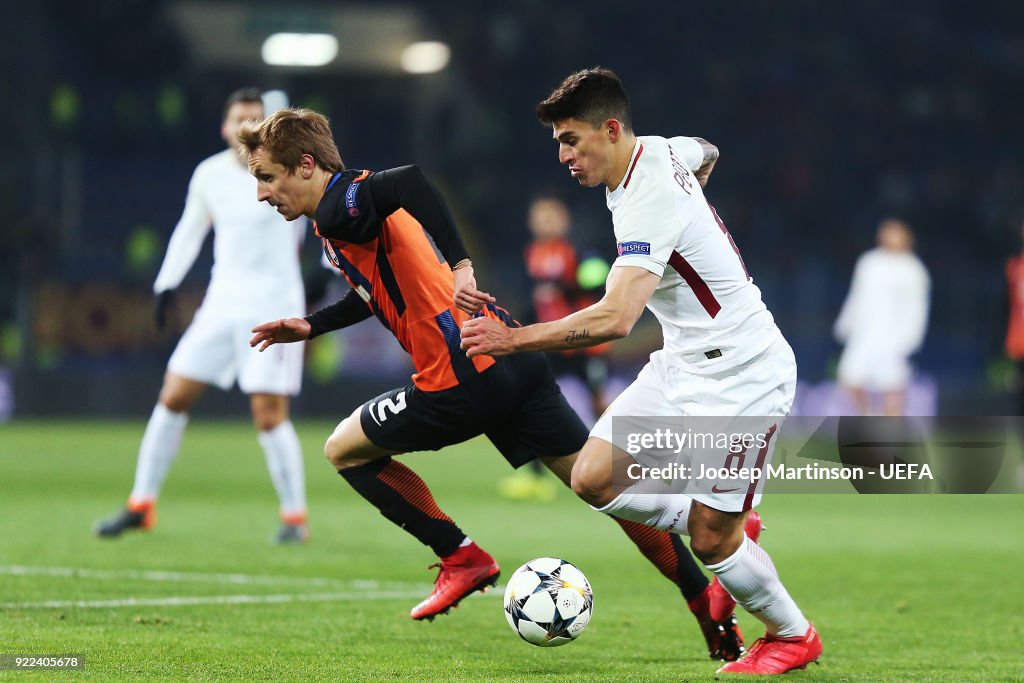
{"left": 503, "top": 557, "right": 593, "bottom": 647}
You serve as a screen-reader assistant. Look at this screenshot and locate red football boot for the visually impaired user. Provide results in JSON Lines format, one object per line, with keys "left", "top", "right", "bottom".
{"left": 410, "top": 541, "right": 500, "bottom": 621}
{"left": 744, "top": 510, "right": 764, "bottom": 544}
{"left": 689, "top": 579, "right": 745, "bottom": 661}
{"left": 686, "top": 509, "right": 765, "bottom": 660}
{"left": 717, "top": 623, "right": 822, "bottom": 674}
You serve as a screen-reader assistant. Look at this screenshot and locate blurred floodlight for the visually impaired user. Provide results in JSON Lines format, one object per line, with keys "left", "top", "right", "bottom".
{"left": 400, "top": 41, "right": 450, "bottom": 74}
{"left": 262, "top": 33, "right": 338, "bottom": 67}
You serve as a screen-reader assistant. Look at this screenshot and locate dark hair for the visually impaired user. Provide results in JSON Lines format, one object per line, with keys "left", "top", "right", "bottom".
{"left": 529, "top": 192, "right": 568, "bottom": 208}
{"left": 536, "top": 67, "right": 632, "bottom": 131}
{"left": 236, "top": 107, "right": 344, "bottom": 173}
{"left": 223, "top": 87, "right": 264, "bottom": 119}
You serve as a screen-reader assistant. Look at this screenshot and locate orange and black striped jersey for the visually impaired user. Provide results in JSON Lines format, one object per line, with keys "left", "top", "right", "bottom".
{"left": 308, "top": 166, "right": 518, "bottom": 392}
{"left": 525, "top": 237, "right": 579, "bottom": 323}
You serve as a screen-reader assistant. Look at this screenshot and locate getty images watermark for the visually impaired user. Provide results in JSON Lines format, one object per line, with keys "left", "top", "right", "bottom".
{"left": 609, "top": 416, "right": 1024, "bottom": 496}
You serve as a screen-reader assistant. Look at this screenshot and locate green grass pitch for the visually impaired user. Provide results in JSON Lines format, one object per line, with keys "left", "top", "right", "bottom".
{"left": 1, "top": 420, "right": 1022, "bottom": 681}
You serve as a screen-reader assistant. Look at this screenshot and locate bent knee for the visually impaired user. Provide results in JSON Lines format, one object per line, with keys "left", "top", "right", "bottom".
{"left": 325, "top": 415, "right": 379, "bottom": 471}
{"left": 689, "top": 530, "right": 739, "bottom": 565}
{"left": 158, "top": 390, "right": 192, "bottom": 414}
{"left": 570, "top": 444, "right": 616, "bottom": 507}
{"left": 323, "top": 424, "right": 353, "bottom": 469}
{"left": 570, "top": 468, "right": 612, "bottom": 508}
{"left": 254, "top": 414, "right": 284, "bottom": 432}
{"left": 250, "top": 394, "right": 287, "bottom": 432}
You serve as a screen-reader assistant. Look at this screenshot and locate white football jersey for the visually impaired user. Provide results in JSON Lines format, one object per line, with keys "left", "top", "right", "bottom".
{"left": 834, "top": 248, "right": 930, "bottom": 356}
{"left": 607, "top": 136, "right": 783, "bottom": 374}
{"left": 154, "top": 149, "right": 304, "bottom": 311}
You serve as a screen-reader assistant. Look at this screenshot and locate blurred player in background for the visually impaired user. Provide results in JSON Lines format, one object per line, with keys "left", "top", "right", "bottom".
{"left": 525, "top": 196, "right": 612, "bottom": 419}
{"left": 95, "top": 88, "right": 309, "bottom": 544}
{"left": 834, "top": 218, "right": 930, "bottom": 416}
{"left": 461, "top": 67, "right": 820, "bottom": 675}
{"left": 1008, "top": 218, "right": 1024, "bottom": 488}
{"left": 499, "top": 196, "right": 611, "bottom": 501}
{"left": 239, "top": 108, "right": 753, "bottom": 661}
{"left": 1005, "top": 219, "right": 1024, "bottom": 413}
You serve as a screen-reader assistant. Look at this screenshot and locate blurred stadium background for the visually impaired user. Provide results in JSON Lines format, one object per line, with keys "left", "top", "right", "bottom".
{"left": 2, "top": 1, "right": 1023, "bottom": 421}
{"left": 3, "top": 4, "right": 1024, "bottom": 680}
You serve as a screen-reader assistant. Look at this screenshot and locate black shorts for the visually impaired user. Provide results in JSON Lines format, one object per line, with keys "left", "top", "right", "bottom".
{"left": 359, "top": 352, "right": 589, "bottom": 468}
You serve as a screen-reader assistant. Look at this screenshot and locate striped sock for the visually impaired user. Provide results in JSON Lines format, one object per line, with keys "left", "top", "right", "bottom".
{"left": 613, "top": 518, "right": 709, "bottom": 602}
{"left": 339, "top": 457, "right": 465, "bottom": 557}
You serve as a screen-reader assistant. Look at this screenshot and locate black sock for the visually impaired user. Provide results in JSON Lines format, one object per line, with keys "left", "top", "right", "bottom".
{"left": 339, "top": 457, "right": 465, "bottom": 557}
{"left": 671, "top": 533, "right": 710, "bottom": 602}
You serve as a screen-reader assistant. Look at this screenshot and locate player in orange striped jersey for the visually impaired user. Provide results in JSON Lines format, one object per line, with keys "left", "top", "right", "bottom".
{"left": 500, "top": 196, "right": 611, "bottom": 501}
{"left": 235, "top": 109, "right": 752, "bottom": 659}
{"left": 524, "top": 196, "right": 613, "bottom": 419}
{"left": 1005, "top": 220, "right": 1024, "bottom": 412}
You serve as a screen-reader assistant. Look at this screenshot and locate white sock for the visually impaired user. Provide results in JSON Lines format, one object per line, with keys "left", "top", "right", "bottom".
{"left": 706, "top": 536, "right": 809, "bottom": 637}
{"left": 258, "top": 420, "right": 307, "bottom": 519}
{"left": 129, "top": 403, "right": 189, "bottom": 503}
{"left": 596, "top": 492, "right": 692, "bottom": 535}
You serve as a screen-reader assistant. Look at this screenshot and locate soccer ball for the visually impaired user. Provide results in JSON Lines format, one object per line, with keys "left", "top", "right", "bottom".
{"left": 503, "top": 557, "right": 593, "bottom": 647}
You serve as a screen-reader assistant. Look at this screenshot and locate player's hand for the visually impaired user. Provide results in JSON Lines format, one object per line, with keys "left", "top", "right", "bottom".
{"left": 453, "top": 265, "right": 495, "bottom": 315}
{"left": 250, "top": 317, "right": 312, "bottom": 352}
{"left": 154, "top": 289, "right": 177, "bottom": 331}
{"left": 460, "top": 316, "right": 515, "bottom": 358}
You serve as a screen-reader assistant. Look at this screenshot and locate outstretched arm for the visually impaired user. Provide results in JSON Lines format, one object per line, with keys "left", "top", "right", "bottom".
{"left": 250, "top": 318, "right": 311, "bottom": 352}
{"left": 250, "top": 288, "right": 372, "bottom": 351}
{"left": 460, "top": 265, "right": 660, "bottom": 357}
{"left": 304, "top": 288, "right": 374, "bottom": 338}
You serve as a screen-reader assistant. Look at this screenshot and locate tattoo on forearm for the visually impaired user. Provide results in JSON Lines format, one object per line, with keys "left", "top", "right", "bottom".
{"left": 691, "top": 137, "right": 719, "bottom": 187}
{"left": 565, "top": 329, "right": 591, "bottom": 345}
{"left": 692, "top": 137, "right": 719, "bottom": 166}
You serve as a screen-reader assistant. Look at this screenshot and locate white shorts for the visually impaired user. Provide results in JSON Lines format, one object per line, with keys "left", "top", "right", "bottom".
{"left": 591, "top": 338, "right": 797, "bottom": 512}
{"left": 837, "top": 345, "right": 911, "bottom": 392}
{"left": 168, "top": 300, "right": 304, "bottom": 396}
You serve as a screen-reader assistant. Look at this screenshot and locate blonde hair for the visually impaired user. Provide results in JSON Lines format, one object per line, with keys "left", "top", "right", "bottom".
{"left": 236, "top": 107, "right": 344, "bottom": 172}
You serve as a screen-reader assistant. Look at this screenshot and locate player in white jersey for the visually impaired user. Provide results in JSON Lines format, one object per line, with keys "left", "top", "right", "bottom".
{"left": 460, "top": 68, "right": 821, "bottom": 675}
{"left": 834, "top": 218, "right": 930, "bottom": 415}
{"left": 95, "top": 88, "right": 309, "bottom": 544}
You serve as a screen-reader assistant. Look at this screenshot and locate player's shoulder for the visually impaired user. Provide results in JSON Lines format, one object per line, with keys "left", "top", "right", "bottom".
{"left": 190, "top": 149, "right": 237, "bottom": 184}
{"left": 860, "top": 248, "right": 886, "bottom": 264}
{"left": 908, "top": 253, "right": 930, "bottom": 280}
{"left": 195, "top": 149, "right": 235, "bottom": 172}
{"left": 854, "top": 250, "right": 888, "bottom": 277}
{"left": 619, "top": 135, "right": 699, "bottom": 206}
{"left": 636, "top": 135, "right": 698, "bottom": 184}
{"left": 315, "top": 168, "right": 378, "bottom": 238}
{"left": 615, "top": 136, "right": 666, "bottom": 192}
{"left": 319, "top": 168, "right": 373, "bottom": 211}
{"left": 634, "top": 135, "right": 671, "bottom": 167}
